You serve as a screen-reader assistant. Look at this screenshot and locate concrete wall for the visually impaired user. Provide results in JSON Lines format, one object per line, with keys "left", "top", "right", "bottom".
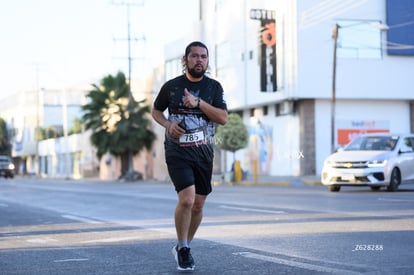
{"left": 297, "top": 0, "right": 414, "bottom": 100}
{"left": 299, "top": 99, "right": 316, "bottom": 175}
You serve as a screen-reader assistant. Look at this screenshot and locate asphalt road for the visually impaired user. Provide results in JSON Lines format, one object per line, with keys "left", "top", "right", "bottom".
{"left": 0, "top": 177, "right": 413, "bottom": 274}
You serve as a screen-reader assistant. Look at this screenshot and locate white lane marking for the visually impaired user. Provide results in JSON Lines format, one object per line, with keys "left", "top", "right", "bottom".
{"left": 234, "top": 252, "right": 364, "bottom": 274}
{"left": 378, "top": 198, "right": 414, "bottom": 202}
{"left": 54, "top": 258, "right": 89, "bottom": 263}
{"left": 81, "top": 236, "right": 142, "bottom": 243}
{"left": 61, "top": 214, "right": 102, "bottom": 224}
{"left": 219, "top": 205, "right": 285, "bottom": 214}
{"left": 26, "top": 237, "right": 58, "bottom": 243}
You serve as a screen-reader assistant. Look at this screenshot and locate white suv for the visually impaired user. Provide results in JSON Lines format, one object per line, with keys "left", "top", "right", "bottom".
{"left": 321, "top": 133, "right": 414, "bottom": 192}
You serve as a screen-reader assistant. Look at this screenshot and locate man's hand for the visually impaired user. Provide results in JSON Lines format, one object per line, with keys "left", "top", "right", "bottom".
{"left": 182, "top": 88, "right": 200, "bottom": 108}
{"left": 167, "top": 121, "right": 186, "bottom": 138}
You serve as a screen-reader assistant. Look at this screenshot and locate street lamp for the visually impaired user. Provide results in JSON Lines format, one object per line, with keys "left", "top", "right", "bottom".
{"left": 330, "top": 22, "right": 389, "bottom": 153}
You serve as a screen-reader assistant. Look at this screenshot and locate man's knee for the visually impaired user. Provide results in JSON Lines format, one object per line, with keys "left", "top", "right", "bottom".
{"left": 192, "top": 203, "right": 203, "bottom": 215}
{"left": 179, "top": 196, "right": 194, "bottom": 208}
{"left": 192, "top": 195, "right": 206, "bottom": 214}
{"left": 178, "top": 186, "right": 196, "bottom": 207}
{"left": 178, "top": 191, "right": 195, "bottom": 208}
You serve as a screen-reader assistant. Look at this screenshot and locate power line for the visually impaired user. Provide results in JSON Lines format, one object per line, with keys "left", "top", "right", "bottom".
{"left": 112, "top": 0, "right": 145, "bottom": 92}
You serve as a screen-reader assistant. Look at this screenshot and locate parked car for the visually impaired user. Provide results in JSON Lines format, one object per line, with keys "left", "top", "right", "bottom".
{"left": 0, "top": 155, "right": 15, "bottom": 179}
{"left": 321, "top": 133, "right": 414, "bottom": 192}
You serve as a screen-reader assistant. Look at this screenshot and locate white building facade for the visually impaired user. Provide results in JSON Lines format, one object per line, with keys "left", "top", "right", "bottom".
{"left": 0, "top": 88, "right": 97, "bottom": 177}
{"left": 151, "top": 0, "right": 414, "bottom": 179}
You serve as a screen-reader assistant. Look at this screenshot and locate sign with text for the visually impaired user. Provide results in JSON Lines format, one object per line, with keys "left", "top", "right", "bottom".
{"left": 336, "top": 120, "right": 390, "bottom": 145}
{"left": 250, "top": 9, "right": 277, "bottom": 92}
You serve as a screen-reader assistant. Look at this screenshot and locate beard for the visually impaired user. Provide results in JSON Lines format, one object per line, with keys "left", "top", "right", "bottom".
{"left": 187, "top": 66, "right": 206, "bottom": 78}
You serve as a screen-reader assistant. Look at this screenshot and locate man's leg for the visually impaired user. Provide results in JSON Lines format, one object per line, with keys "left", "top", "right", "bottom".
{"left": 188, "top": 194, "right": 207, "bottom": 242}
{"left": 173, "top": 185, "right": 196, "bottom": 270}
{"left": 175, "top": 185, "right": 196, "bottom": 244}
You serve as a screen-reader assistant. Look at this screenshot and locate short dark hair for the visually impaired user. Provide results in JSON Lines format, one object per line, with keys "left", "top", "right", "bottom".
{"left": 184, "top": 41, "right": 209, "bottom": 57}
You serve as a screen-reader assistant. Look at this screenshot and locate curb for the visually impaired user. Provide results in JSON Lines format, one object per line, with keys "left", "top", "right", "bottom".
{"left": 212, "top": 181, "right": 291, "bottom": 187}
{"left": 212, "top": 176, "right": 322, "bottom": 187}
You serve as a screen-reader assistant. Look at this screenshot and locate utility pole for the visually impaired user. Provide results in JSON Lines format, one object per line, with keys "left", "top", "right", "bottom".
{"left": 331, "top": 23, "right": 339, "bottom": 154}
{"left": 62, "top": 89, "right": 70, "bottom": 179}
{"left": 330, "top": 22, "right": 387, "bottom": 154}
{"left": 34, "top": 63, "right": 41, "bottom": 176}
{"left": 113, "top": 0, "right": 145, "bottom": 180}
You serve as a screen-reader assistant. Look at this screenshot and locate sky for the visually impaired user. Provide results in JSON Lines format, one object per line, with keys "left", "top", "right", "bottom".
{"left": 0, "top": 0, "right": 198, "bottom": 99}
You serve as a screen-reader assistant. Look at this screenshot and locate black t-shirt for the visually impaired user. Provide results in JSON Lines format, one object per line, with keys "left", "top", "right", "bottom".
{"left": 153, "top": 74, "right": 227, "bottom": 162}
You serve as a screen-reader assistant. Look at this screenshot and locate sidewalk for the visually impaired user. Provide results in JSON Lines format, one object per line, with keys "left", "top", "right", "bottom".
{"left": 15, "top": 174, "right": 322, "bottom": 187}
{"left": 212, "top": 173, "right": 322, "bottom": 187}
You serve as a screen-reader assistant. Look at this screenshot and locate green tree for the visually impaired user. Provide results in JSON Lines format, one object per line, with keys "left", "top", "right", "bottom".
{"left": 81, "top": 71, "right": 156, "bottom": 178}
{"left": 215, "top": 113, "right": 249, "bottom": 162}
{"left": 0, "top": 117, "right": 11, "bottom": 155}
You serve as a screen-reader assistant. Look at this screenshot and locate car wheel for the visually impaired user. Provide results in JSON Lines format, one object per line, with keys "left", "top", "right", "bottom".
{"left": 370, "top": 186, "right": 381, "bottom": 191}
{"left": 387, "top": 168, "right": 400, "bottom": 192}
{"left": 329, "top": 185, "right": 341, "bottom": 192}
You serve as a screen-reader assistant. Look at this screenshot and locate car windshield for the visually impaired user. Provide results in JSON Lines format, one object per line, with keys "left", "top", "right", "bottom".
{"left": 344, "top": 135, "right": 399, "bottom": 151}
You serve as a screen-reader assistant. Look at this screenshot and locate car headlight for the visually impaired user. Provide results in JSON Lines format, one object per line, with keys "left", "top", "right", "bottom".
{"left": 367, "top": 160, "right": 387, "bottom": 167}
{"left": 8, "top": 163, "right": 15, "bottom": 170}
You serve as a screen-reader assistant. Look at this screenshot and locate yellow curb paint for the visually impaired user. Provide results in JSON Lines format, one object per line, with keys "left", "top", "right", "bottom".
{"left": 302, "top": 178, "right": 323, "bottom": 186}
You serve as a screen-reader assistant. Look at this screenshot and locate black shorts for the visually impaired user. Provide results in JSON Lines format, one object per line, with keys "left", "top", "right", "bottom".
{"left": 166, "top": 156, "right": 213, "bottom": 195}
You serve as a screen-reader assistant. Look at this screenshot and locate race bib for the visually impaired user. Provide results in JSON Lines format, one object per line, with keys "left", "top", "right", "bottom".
{"left": 179, "top": 127, "right": 207, "bottom": 147}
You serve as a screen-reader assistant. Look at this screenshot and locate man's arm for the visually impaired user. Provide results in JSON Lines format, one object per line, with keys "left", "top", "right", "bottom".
{"left": 198, "top": 99, "right": 228, "bottom": 125}
{"left": 151, "top": 109, "right": 170, "bottom": 130}
{"left": 182, "top": 88, "right": 228, "bottom": 125}
{"left": 151, "top": 108, "right": 185, "bottom": 138}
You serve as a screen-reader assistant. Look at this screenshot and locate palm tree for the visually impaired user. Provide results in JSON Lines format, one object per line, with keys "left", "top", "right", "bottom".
{"left": 82, "top": 71, "right": 155, "bottom": 179}
{"left": 0, "top": 117, "right": 11, "bottom": 155}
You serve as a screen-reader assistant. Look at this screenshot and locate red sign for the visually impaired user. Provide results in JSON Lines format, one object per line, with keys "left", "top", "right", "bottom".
{"left": 337, "top": 129, "right": 389, "bottom": 145}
